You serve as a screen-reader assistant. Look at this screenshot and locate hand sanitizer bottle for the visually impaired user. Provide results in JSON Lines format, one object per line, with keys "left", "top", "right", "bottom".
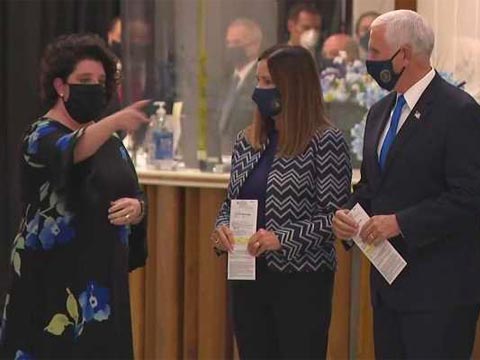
{"left": 149, "top": 101, "right": 174, "bottom": 170}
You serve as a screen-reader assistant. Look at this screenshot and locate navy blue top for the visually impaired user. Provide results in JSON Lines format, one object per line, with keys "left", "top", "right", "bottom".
{"left": 238, "top": 126, "right": 278, "bottom": 230}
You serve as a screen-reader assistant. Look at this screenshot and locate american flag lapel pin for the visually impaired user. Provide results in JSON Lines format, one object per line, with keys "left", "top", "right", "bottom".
{"left": 414, "top": 111, "right": 421, "bottom": 119}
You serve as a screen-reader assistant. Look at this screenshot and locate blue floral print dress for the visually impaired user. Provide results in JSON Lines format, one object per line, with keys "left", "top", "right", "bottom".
{"left": 0, "top": 118, "right": 147, "bottom": 359}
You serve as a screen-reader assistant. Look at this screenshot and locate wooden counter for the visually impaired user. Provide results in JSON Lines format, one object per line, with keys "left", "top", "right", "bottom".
{"left": 138, "top": 168, "right": 230, "bottom": 189}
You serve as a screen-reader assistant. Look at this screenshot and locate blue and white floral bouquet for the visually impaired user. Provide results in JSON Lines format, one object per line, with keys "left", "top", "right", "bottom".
{"left": 321, "top": 52, "right": 388, "bottom": 165}
{"left": 321, "top": 54, "right": 388, "bottom": 108}
{"left": 320, "top": 51, "right": 464, "bottom": 165}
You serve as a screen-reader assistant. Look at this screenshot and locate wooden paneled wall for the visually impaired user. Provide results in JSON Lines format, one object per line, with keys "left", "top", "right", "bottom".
{"left": 128, "top": 184, "right": 352, "bottom": 359}
{"left": 129, "top": 181, "right": 480, "bottom": 359}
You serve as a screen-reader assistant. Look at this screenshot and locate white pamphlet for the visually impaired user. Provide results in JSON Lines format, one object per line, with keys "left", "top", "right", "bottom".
{"left": 349, "top": 203, "right": 407, "bottom": 285}
{"left": 228, "top": 200, "right": 257, "bottom": 280}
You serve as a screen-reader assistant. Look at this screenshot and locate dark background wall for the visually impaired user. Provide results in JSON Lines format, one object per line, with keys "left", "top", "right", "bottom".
{"left": 0, "top": 0, "right": 119, "bottom": 308}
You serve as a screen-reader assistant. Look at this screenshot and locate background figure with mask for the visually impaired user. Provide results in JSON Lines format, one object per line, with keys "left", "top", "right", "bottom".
{"left": 354, "top": 11, "right": 380, "bottom": 60}
{"left": 218, "top": 18, "right": 263, "bottom": 158}
{"left": 104, "top": 17, "right": 123, "bottom": 118}
{"left": 286, "top": 3, "right": 322, "bottom": 63}
{"left": 107, "top": 17, "right": 122, "bottom": 60}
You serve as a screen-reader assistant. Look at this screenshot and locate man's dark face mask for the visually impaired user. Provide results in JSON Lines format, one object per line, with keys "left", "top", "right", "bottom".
{"left": 225, "top": 46, "right": 249, "bottom": 68}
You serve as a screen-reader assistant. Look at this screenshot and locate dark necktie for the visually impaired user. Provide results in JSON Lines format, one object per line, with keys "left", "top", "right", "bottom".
{"left": 379, "top": 94, "right": 406, "bottom": 171}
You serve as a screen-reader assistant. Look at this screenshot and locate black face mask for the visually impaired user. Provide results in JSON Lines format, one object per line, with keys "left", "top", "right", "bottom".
{"left": 63, "top": 84, "right": 106, "bottom": 124}
{"left": 366, "top": 48, "right": 405, "bottom": 91}
{"left": 251, "top": 87, "right": 282, "bottom": 118}
{"left": 225, "top": 46, "right": 249, "bottom": 68}
{"left": 359, "top": 33, "right": 370, "bottom": 51}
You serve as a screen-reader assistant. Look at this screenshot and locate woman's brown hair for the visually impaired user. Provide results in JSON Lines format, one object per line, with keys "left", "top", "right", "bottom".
{"left": 249, "top": 44, "right": 331, "bottom": 156}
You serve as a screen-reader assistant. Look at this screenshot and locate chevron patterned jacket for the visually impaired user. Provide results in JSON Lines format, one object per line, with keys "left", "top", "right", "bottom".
{"left": 215, "top": 126, "right": 352, "bottom": 272}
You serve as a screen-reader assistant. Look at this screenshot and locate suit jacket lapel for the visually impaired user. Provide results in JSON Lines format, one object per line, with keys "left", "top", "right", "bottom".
{"left": 380, "top": 74, "right": 438, "bottom": 177}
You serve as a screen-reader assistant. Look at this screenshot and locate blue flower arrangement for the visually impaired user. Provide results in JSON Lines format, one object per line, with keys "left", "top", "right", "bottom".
{"left": 321, "top": 56, "right": 388, "bottom": 106}
{"left": 320, "top": 52, "right": 464, "bottom": 164}
{"left": 321, "top": 53, "right": 388, "bottom": 166}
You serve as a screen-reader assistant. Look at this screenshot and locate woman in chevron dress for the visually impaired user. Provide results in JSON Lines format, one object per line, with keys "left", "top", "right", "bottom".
{"left": 211, "top": 44, "right": 352, "bottom": 359}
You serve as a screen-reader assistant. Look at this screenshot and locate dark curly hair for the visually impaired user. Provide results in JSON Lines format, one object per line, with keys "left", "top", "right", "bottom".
{"left": 40, "top": 33, "right": 118, "bottom": 109}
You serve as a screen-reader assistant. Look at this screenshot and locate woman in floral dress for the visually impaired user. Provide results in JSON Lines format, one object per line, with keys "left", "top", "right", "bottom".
{"left": 0, "top": 34, "right": 150, "bottom": 359}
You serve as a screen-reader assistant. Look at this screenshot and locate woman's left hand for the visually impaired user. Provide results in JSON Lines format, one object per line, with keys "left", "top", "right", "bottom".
{"left": 247, "top": 229, "right": 281, "bottom": 257}
{"left": 108, "top": 197, "right": 142, "bottom": 225}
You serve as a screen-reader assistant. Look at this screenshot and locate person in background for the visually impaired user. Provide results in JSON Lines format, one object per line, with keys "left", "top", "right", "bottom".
{"left": 125, "top": 18, "right": 155, "bottom": 151}
{"left": 287, "top": 3, "right": 322, "bottom": 49}
{"left": 0, "top": 33, "right": 149, "bottom": 359}
{"left": 321, "top": 33, "right": 360, "bottom": 64}
{"left": 107, "top": 17, "right": 122, "bottom": 61}
{"left": 333, "top": 10, "right": 480, "bottom": 359}
{"left": 217, "top": 18, "right": 263, "bottom": 157}
{"left": 104, "top": 17, "right": 123, "bottom": 118}
{"left": 287, "top": 3, "right": 322, "bottom": 59}
{"left": 211, "top": 44, "right": 351, "bottom": 359}
{"left": 355, "top": 11, "right": 380, "bottom": 59}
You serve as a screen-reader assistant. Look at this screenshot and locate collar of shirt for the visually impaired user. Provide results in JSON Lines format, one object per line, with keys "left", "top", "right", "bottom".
{"left": 377, "top": 67, "right": 435, "bottom": 156}
{"left": 401, "top": 67, "right": 436, "bottom": 112}
{"left": 234, "top": 60, "right": 256, "bottom": 89}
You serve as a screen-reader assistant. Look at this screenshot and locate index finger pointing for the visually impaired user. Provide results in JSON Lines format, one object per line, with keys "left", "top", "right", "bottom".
{"left": 130, "top": 99, "right": 152, "bottom": 110}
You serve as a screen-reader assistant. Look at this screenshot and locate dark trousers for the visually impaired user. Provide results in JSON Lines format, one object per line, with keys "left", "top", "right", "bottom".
{"left": 373, "top": 303, "right": 480, "bottom": 359}
{"left": 230, "top": 258, "right": 334, "bottom": 360}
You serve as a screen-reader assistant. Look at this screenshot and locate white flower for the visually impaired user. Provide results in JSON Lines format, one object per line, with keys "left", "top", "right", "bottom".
{"left": 350, "top": 114, "right": 368, "bottom": 161}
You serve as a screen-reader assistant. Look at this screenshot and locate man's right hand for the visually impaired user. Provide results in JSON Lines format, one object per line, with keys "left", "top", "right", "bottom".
{"left": 332, "top": 209, "right": 359, "bottom": 240}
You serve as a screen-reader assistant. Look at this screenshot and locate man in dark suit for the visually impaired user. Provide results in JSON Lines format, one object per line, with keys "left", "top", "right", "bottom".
{"left": 217, "top": 18, "right": 263, "bottom": 157}
{"left": 332, "top": 9, "right": 480, "bottom": 359}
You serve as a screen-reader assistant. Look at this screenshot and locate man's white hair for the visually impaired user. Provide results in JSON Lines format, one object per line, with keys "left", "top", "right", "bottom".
{"left": 229, "top": 18, "right": 263, "bottom": 45}
{"left": 371, "top": 10, "right": 434, "bottom": 57}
